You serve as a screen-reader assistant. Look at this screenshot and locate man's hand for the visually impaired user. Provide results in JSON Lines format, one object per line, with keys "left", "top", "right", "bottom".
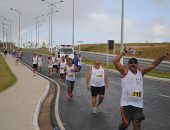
{"left": 163, "top": 52, "right": 170, "bottom": 57}
{"left": 86, "top": 85, "right": 90, "bottom": 91}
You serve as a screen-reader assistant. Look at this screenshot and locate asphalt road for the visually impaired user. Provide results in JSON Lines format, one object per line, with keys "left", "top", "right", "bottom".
{"left": 21, "top": 53, "right": 170, "bottom": 130}
{"left": 80, "top": 51, "right": 170, "bottom": 73}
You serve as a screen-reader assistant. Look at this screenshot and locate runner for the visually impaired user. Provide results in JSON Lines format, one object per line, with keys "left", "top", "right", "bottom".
{"left": 86, "top": 59, "right": 108, "bottom": 114}
{"left": 65, "top": 58, "right": 78, "bottom": 99}
{"left": 48, "top": 56, "right": 53, "bottom": 77}
{"left": 32, "top": 53, "right": 38, "bottom": 76}
{"left": 73, "top": 53, "right": 79, "bottom": 68}
{"left": 56, "top": 55, "right": 60, "bottom": 74}
{"left": 52, "top": 53, "right": 58, "bottom": 75}
{"left": 59, "top": 56, "right": 67, "bottom": 82}
{"left": 38, "top": 54, "right": 43, "bottom": 72}
{"left": 15, "top": 51, "right": 19, "bottom": 64}
{"left": 78, "top": 54, "right": 83, "bottom": 72}
{"left": 113, "top": 47, "right": 169, "bottom": 130}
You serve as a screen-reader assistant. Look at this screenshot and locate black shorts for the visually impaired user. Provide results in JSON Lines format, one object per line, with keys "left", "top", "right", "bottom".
{"left": 33, "top": 64, "right": 38, "bottom": 69}
{"left": 120, "top": 105, "right": 145, "bottom": 127}
{"left": 90, "top": 86, "right": 105, "bottom": 96}
{"left": 53, "top": 65, "right": 57, "bottom": 68}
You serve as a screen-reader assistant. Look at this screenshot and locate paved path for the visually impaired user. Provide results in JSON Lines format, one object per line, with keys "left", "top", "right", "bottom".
{"left": 0, "top": 54, "right": 49, "bottom": 130}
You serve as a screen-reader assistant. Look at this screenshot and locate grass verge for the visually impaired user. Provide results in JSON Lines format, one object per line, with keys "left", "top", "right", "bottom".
{"left": 0, "top": 55, "right": 17, "bottom": 93}
{"left": 83, "top": 59, "right": 170, "bottom": 79}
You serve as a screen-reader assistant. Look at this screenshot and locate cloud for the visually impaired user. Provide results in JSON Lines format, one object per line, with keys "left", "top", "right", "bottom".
{"left": 150, "top": 0, "right": 170, "bottom": 6}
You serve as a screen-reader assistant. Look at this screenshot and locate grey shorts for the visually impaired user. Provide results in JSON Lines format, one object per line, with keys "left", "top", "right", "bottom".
{"left": 120, "top": 105, "right": 145, "bottom": 128}
{"left": 66, "top": 80, "right": 75, "bottom": 88}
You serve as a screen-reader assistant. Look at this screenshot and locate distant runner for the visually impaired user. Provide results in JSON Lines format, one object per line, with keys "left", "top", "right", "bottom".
{"left": 32, "top": 53, "right": 38, "bottom": 76}
{"left": 113, "top": 47, "right": 169, "bottom": 130}
{"left": 38, "top": 54, "right": 43, "bottom": 72}
{"left": 59, "top": 56, "right": 67, "bottom": 82}
{"left": 86, "top": 59, "right": 108, "bottom": 114}
{"left": 48, "top": 56, "right": 53, "bottom": 77}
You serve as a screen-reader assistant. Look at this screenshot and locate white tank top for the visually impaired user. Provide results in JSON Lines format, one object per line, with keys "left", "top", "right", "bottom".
{"left": 60, "top": 60, "right": 67, "bottom": 74}
{"left": 121, "top": 69, "right": 143, "bottom": 108}
{"left": 52, "top": 56, "right": 57, "bottom": 65}
{"left": 32, "top": 56, "right": 38, "bottom": 64}
{"left": 90, "top": 66, "right": 105, "bottom": 87}
{"left": 66, "top": 65, "right": 76, "bottom": 81}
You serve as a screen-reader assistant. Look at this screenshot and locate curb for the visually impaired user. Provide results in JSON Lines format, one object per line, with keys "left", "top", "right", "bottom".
{"left": 20, "top": 59, "right": 65, "bottom": 130}
{"left": 33, "top": 82, "right": 50, "bottom": 130}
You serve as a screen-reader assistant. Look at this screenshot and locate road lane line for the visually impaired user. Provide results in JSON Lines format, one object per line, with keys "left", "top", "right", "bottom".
{"left": 109, "top": 81, "right": 121, "bottom": 86}
{"left": 158, "top": 94, "right": 170, "bottom": 98}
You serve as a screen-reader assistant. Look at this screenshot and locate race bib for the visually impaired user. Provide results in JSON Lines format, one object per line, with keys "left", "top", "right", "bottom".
{"left": 68, "top": 73, "right": 73, "bottom": 77}
{"left": 131, "top": 91, "right": 142, "bottom": 97}
{"left": 96, "top": 74, "right": 103, "bottom": 78}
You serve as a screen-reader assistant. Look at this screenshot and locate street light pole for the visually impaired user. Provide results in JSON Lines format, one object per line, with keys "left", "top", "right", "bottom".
{"left": 34, "top": 15, "right": 44, "bottom": 49}
{"left": 50, "top": 7, "right": 53, "bottom": 53}
{"left": 41, "top": 0, "right": 63, "bottom": 53}
{"left": 0, "top": 16, "right": 7, "bottom": 48}
{"left": 72, "top": 0, "right": 75, "bottom": 47}
{"left": 120, "top": 0, "right": 124, "bottom": 64}
{"left": 10, "top": 8, "right": 22, "bottom": 48}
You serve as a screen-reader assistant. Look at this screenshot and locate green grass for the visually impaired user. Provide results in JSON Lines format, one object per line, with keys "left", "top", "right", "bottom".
{"left": 22, "top": 48, "right": 52, "bottom": 56}
{"left": 83, "top": 59, "right": 170, "bottom": 79}
{"left": 79, "top": 43, "right": 170, "bottom": 61}
{"left": 0, "top": 55, "right": 17, "bottom": 92}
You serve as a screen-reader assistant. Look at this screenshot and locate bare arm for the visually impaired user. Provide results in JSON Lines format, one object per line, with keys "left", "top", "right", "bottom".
{"left": 113, "top": 48, "right": 128, "bottom": 75}
{"left": 86, "top": 67, "right": 92, "bottom": 91}
{"left": 141, "top": 52, "right": 169, "bottom": 75}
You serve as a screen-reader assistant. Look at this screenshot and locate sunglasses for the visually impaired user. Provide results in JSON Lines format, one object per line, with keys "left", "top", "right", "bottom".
{"left": 129, "top": 61, "right": 138, "bottom": 64}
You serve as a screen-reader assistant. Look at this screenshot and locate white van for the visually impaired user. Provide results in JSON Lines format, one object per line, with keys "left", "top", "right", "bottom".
{"left": 55, "top": 45, "right": 74, "bottom": 59}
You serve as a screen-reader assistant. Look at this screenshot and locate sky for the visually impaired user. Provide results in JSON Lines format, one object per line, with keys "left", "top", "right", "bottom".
{"left": 0, "top": 0, "right": 170, "bottom": 47}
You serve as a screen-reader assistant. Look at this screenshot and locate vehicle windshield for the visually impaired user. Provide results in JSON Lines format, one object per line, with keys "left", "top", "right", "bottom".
{"left": 60, "top": 48, "right": 73, "bottom": 54}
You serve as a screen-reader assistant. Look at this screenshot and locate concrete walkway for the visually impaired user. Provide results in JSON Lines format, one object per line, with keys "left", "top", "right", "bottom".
{"left": 0, "top": 54, "right": 49, "bottom": 130}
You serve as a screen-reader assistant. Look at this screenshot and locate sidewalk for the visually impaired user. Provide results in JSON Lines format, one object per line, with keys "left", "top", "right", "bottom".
{"left": 0, "top": 54, "right": 49, "bottom": 130}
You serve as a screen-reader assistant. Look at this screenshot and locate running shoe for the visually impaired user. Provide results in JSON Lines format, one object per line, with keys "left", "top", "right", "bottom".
{"left": 92, "top": 107, "right": 97, "bottom": 114}
{"left": 97, "top": 104, "right": 102, "bottom": 112}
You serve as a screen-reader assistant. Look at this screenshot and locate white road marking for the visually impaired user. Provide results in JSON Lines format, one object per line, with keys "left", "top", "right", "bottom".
{"left": 158, "top": 94, "right": 170, "bottom": 98}
{"left": 109, "top": 81, "right": 121, "bottom": 86}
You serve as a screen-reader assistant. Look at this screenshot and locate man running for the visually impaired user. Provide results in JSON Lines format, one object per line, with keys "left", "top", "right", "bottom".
{"left": 65, "top": 58, "right": 78, "bottom": 99}
{"left": 52, "top": 53, "right": 58, "bottom": 75}
{"left": 38, "top": 54, "right": 43, "bottom": 72}
{"left": 59, "top": 56, "right": 67, "bottom": 82}
{"left": 32, "top": 53, "right": 38, "bottom": 76}
{"left": 113, "top": 47, "right": 169, "bottom": 130}
{"left": 86, "top": 59, "right": 108, "bottom": 114}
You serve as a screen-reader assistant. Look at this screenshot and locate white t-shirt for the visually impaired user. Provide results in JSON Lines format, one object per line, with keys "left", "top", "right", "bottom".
{"left": 90, "top": 66, "right": 105, "bottom": 87}
{"left": 66, "top": 65, "right": 76, "bottom": 81}
{"left": 52, "top": 56, "right": 57, "bottom": 65}
{"left": 121, "top": 69, "right": 143, "bottom": 108}
{"left": 60, "top": 60, "right": 67, "bottom": 74}
{"left": 38, "top": 57, "right": 43, "bottom": 66}
{"left": 32, "top": 56, "right": 38, "bottom": 65}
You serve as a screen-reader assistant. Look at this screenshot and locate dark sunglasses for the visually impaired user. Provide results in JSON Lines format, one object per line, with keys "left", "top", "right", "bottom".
{"left": 129, "top": 61, "right": 137, "bottom": 64}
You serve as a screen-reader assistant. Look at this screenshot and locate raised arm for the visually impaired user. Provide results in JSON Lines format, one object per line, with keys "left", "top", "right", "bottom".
{"left": 86, "top": 67, "right": 92, "bottom": 91}
{"left": 141, "top": 52, "right": 169, "bottom": 75}
{"left": 113, "top": 48, "right": 128, "bottom": 75}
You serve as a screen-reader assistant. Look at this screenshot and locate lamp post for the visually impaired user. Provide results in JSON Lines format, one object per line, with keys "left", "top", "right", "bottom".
{"left": 72, "top": 0, "right": 75, "bottom": 47}
{"left": 34, "top": 15, "right": 44, "bottom": 49}
{"left": 0, "top": 16, "right": 7, "bottom": 49}
{"left": 41, "top": 0, "right": 63, "bottom": 53}
{"left": 120, "top": 0, "right": 124, "bottom": 64}
{"left": 10, "top": 8, "right": 22, "bottom": 48}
